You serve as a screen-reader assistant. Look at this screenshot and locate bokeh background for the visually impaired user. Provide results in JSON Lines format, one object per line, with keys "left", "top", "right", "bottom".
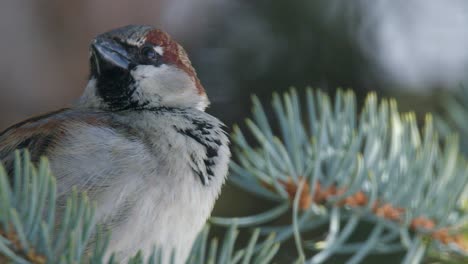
{"left": 3, "top": 0, "right": 468, "bottom": 130}
{"left": 1, "top": 0, "right": 468, "bottom": 262}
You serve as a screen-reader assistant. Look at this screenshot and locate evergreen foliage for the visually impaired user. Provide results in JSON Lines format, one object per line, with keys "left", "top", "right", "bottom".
{"left": 1, "top": 88, "right": 467, "bottom": 263}
{"left": 219, "top": 88, "right": 468, "bottom": 263}
{"left": 436, "top": 85, "right": 468, "bottom": 155}
{"left": 0, "top": 151, "right": 279, "bottom": 264}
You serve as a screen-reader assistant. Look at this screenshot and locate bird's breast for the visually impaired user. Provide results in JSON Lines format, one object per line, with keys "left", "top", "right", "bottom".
{"left": 102, "top": 109, "right": 230, "bottom": 262}
{"left": 121, "top": 109, "right": 230, "bottom": 187}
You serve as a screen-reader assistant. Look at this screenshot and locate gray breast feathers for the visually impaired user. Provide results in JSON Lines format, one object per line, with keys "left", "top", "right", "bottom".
{"left": 148, "top": 107, "right": 229, "bottom": 186}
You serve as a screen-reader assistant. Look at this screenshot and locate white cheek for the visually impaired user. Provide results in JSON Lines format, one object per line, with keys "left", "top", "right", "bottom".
{"left": 154, "top": 46, "right": 164, "bottom": 56}
{"left": 130, "top": 65, "right": 208, "bottom": 109}
{"left": 132, "top": 64, "right": 194, "bottom": 95}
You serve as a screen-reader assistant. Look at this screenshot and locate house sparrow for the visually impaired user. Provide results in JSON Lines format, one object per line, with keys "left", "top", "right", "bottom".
{"left": 0, "top": 25, "right": 230, "bottom": 263}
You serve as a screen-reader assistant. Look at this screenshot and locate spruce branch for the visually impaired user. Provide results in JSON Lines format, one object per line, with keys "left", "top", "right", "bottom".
{"left": 219, "top": 88, "right": 468, "bottom": 263}
{"left": 433, "top": 84, "right": 468, "bottom": 263}
{"left": 436, "top": 85, "right": 468, "bottom": 155}
{"left": 0, "top": 150, "right": 279, "bottom": 263}
{"left": 0, "top": 150, "right": 96, "bottom": 263}
{"left": 435, "top": 84, "right": 468, "bottom": 214}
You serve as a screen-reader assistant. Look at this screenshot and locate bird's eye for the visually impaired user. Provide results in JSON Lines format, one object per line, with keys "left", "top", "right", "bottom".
{"left": 140, "top": 46, "right": 158, "bottom": 60}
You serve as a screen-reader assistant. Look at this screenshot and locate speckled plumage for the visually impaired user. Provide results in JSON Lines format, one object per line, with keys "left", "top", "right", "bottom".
{"left": 0, "top": 25, "right": 230, "bottom": 263}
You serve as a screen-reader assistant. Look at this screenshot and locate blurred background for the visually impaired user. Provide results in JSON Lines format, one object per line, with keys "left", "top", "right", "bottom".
{"left": 1, "top": 0, "right": 468, "bottom": 262}
{"left": 2, "top": 0, "right": 468, "bottom": 130}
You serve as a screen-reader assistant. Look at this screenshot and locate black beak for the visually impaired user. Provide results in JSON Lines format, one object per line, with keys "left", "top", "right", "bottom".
{"left": 91, "top": 38, "right": 130, "bottom": 75}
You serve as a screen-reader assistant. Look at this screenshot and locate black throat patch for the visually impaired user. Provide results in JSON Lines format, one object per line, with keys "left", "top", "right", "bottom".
{"left": 94, "top": 67, "right": 141, "bottom": 111}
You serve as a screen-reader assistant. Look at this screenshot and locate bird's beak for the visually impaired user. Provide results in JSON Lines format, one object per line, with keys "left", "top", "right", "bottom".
{"left": 91, "top": 38, "right": 130, "bottom": 75}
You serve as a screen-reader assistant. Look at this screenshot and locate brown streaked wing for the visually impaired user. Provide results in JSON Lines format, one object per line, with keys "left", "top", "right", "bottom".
{"left": 0, "top": 109, "right": 112, "bottom": 176}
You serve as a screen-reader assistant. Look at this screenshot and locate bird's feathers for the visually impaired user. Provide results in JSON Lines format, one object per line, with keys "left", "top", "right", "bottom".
{"left": 0, "top": 109, "right": 136, "bottom": 184}
{"left": 0, "top": 25, "right": 230, "bottom": 263}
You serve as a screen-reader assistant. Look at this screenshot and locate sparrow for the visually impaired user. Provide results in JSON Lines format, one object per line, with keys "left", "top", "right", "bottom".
{"left": 0, "top": 25, "right": 230, "bottom": 263}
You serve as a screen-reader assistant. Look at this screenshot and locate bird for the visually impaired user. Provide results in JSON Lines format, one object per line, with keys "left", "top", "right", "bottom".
{"left": 0, "top": 25, "right": 230, "bottom": 263}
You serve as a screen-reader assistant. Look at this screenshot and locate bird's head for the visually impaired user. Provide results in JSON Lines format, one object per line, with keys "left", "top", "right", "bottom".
{"left": 79, "top": 25, "right": 208, "bottom": 111}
